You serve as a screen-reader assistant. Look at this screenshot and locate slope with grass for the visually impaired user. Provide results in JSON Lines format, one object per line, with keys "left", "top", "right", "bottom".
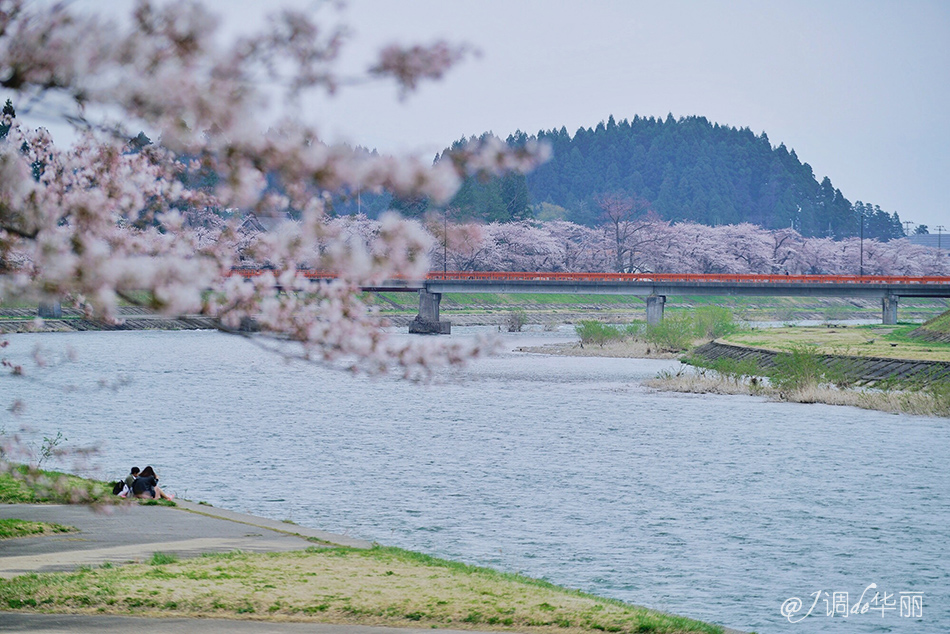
{"left": 0, "top": 546, "right": 726, "bottom": 634}
{"left": 720, "top": 324, "right": 950, "bottom": 362}
{"left": 909, "top": 309, "right": 950, "bottom": 343}
{"left": 669, "top": 330, "right": 950, "bottom": 417}
{"left": 0, "top": 466, "right": 111, "bottom": 505}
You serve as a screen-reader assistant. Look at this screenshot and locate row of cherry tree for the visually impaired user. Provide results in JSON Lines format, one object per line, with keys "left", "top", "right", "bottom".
{"left": 306, "top": 215, "right": 949, "bottom": 277}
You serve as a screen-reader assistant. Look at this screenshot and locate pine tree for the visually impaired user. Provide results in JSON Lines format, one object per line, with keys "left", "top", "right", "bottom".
{"left": 0, "top": 98, "right": 14, "bottom": 139}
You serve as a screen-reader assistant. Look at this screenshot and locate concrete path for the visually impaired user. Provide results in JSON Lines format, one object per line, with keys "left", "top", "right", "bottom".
{"left": 0, "top": 500, "right": 370, "bottom": 578}
{"left": 0, "top": 614, "right": 512, "bottom": 633}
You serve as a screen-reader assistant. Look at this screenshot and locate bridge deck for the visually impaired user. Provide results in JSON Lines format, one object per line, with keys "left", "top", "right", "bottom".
{"left": 234, "top": 270, "right": 950, "bottom": 298}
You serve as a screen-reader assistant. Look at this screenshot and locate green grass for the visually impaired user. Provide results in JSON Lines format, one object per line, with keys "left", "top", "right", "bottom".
{"left": 0, "top": 465, "right": 111, "bottom": 505}
{"left": 916, "top": 308, "right": 950, "bottom": 334}
{"left": 722, "top": 323, "right": 950, "bottom": 361}
{"left": 0, "top": 545, "right": 725, "bottom": 633}
{"left": 147, "top": 552, "right": 179, "bottom": 566}
{"left": 137, "top": 499, "right": 177, "bottom": 507}
{"left": 683, "top": 344, "right": 950, "bottom": 416}
{"left": 0, "top": 519, "right": 75, "bottom": 540}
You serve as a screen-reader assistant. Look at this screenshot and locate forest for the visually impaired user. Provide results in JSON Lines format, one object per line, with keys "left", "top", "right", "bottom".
{"left": 376, "top": 115, "right": 909, "bottom": 243}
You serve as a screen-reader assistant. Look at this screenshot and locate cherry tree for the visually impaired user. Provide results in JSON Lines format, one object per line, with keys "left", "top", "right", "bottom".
{"left": 0, "top": 0, "right": 547, "bottom": 495}
{"left": 483, "top": 221, "right": 562, "bottom": 271}
{"left": 543, "top": 220, "right": 606, "bottom": 272}
{"left": 714, "top": 224, "right": 776, "bottom": 273}
{"left": 442, "top": 221, "right": 493, "bottom": 271}
{"left": 766, "top": 228, "right": 804, "bottom": 274}
{"left": 0, "top": 0, "right": 546, "bottom": 362}
{"left": 595, "top": 192, "right": 657, "bottom": 273}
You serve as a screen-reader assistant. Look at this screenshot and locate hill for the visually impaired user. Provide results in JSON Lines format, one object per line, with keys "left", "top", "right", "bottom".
{"left": 515, "top": 114, "right": 903, "bottom": 239}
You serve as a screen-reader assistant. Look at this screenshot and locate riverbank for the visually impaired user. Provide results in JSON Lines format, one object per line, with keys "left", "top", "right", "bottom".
{"left": 0, "top": 307, "right": 216, "bottom": 334}
{"left": 0, "top": 470, "right": 731, "bottom": 634}
{"left": 644, "top": 366, "right": 950, "bottom": 417}
{"left": 719, "top": 323, "right": 950, "bottom": 362}
{"left": 516, "top": 340, "right": 681, "bottom": 359}
{"left": 518, "top": 323, "right": 950, "bottom": 417}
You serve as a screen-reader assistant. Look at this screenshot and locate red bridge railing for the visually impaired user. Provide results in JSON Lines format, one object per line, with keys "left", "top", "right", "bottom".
{"left": 232, "top": 269, "right": 950, "bottom": 285}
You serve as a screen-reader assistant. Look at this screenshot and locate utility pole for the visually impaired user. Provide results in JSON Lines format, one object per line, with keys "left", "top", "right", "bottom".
{"left": 859, "top": 206, "right": 865, "bottom": 277}
{"left": 443, "top": 208, "right": 448, "bottom": 275}
{"left": 903, "top": 220, "right": 914, "bottom": 236}
{"left": 937, "top": 225, "right": 946, "bottom": 254}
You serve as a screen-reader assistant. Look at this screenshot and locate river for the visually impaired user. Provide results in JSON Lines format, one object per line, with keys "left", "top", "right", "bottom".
{"left": 2, "top": 328, "right": 947, "bottom": 633}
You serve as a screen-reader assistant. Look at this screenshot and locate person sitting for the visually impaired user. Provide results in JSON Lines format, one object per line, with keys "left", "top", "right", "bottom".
{"left": 131, "top": 465, "right": 174, "bottom": 500}
{"left": 124, "top": 466, "right": 140, "bottom": 489}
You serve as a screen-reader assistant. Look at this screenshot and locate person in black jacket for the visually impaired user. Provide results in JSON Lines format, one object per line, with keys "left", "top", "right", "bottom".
{"left": 132, "top": 465, "right": 174, "bottom": 500}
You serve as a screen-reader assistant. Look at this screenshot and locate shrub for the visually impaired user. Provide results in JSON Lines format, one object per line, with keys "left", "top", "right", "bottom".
{"left": 768, "top": 346, "right": 825, "bottom": 392}
{"left": 708, "top": 357, "right": 762, "bottom": 384}
{"left": 691, "top": 306, "right": 737, "bottom": 339}
{"left": 644, "top": 314, "right": 694, "bottom": 351}
{"left": 506, "top": 308, "right": 528, "bottom": 332}
{"left": 574, "top": 320, "right": 626, "bottom": 346}
{"left": 624, "top": 322, "right": 646, "bottom": 337}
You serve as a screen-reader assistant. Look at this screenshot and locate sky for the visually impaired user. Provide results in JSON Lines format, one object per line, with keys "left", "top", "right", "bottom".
{"left": 46, "top": 0, "right": 950, "bottom": 230}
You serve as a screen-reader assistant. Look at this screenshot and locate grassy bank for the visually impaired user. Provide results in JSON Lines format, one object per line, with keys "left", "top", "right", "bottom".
{"left": 0, "top": 467, "right": 727, "bottom": 633}
{"left": 658, "top": 346, "right": 950, "bottom": 417}
{"left": 909, "top": 309, "right": 950, "bottom": 343}
{"left": 0, "top": 546, "right": 724, "bottom": 634}
{"left": 514, "top": 312, "right": 950, "bottom": 416}
{"left": 0, "top": 466, "right": 111, "bottom": 505}
{"left": 647, "top": 367, "right": 950, "bottom": 417}
{"left": 917, "top": 309, "right": 950, "bottom": 335}
{"left": 720, "top": 323, "right": 950, "bottom": 362}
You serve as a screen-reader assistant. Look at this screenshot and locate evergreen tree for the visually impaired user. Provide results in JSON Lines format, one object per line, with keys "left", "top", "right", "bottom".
{"left": 389, "top": 193, "right": 430, "bottom": 218}
{"left": 513, "top": 114, "right": 900, "bottom": 238}
{"left": 0, "top": 98, "right": 14, "bottom": 140}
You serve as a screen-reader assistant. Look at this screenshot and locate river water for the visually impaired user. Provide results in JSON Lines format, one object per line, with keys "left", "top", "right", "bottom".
{"left": 2, "top": 328, "right": 947, "bottom": 633}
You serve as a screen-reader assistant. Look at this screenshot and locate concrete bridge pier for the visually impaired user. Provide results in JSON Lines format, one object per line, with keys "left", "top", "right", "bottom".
{"left": 646, "top": 295, "right": 666, "bottom": 325}
{"left": 37, "top": 301, "right": 62, "bottom": 319}
{"left": 882, "top": 294, "right": 899, "bottom": 325}
{"left": 409, "top": 290, "right": 451, "bottom": 334}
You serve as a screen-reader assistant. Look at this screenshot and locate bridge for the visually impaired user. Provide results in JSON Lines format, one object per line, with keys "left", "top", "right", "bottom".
{"left": 234, "top": 270, "right": 950, "bottom": 334}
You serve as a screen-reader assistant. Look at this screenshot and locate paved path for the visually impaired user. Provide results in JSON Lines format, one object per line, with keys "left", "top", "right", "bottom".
{"left": 0, "top": 502, "right": 747, "bottom": 634}
{"left": 0, "top": 500, "right": 370, "bottom": 578}
{"left": 0, "top": 614, "right": 511, "bottom": 633}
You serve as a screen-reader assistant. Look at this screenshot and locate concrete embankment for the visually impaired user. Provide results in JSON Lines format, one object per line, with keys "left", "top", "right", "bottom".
{"left": 692, "top": 341, "right": 950, "bottom": 383}
{"left": 0, "top": 307, "right": 634, "bottom": 333}
{"left": 0, "top": 307, "right": 217, "bottom": 334}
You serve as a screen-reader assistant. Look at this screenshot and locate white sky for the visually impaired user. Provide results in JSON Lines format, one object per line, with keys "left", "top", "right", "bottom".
{"left": 39, "top": 0, "right": 950, "bottom": 229}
